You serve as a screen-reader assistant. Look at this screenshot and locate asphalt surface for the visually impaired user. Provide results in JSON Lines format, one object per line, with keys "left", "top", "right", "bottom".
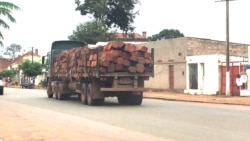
{"left": 1, "top": 88, "right": 250, "bottom": 141}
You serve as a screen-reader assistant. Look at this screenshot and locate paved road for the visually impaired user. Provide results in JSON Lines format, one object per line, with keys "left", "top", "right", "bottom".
{"left": 1, "top": 88, "right": 250, "bottom": 141}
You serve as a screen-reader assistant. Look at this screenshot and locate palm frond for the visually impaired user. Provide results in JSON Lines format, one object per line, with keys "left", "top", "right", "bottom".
{"left": 0, "top": 41, "right": 3, "bottom": 47}
{"left": 0, "top": 1, "right": 20, "bottom": 11}
{"left": 0, "top": 8, "right": 16, "bottom": 23}
{"left": 0, "top": 19, "right": 9, "bottom": 29}
{"left": 0, "top": 31, "right": 4, "bottom": 39}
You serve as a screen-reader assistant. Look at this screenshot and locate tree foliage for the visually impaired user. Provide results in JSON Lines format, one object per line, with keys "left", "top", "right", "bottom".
{"left": 0, "top": 2, "right": 20, "bottom": 46}
{"left": 4, "top": 43, "right": 21, "bottom": 59}
{"left": 147, "top": 29, "right": 184, "bottom": 41}
{"left": 68, "top": 20, "right": 116, "bottom": 44}
{"left": 19, "top": 60, "right": 43, "bottom": 77}
{"left": 0, "top": 69, "right": 15, "bottom": 78}
{"left": 75, "top": 0, "right": 140, "bottom": 33}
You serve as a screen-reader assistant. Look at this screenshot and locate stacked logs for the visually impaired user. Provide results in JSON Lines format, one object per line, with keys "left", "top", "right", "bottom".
{"left": 52, "top": 41, "right": 153, "bottom": 79}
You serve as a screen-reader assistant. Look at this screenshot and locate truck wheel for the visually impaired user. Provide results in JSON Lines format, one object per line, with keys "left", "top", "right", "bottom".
{"left": 57, "top": 83, "right": 66, "bottom": 100}
{"left": 87, "top": 84, "right": 95, "bottom": 106}
{"left": 47, "top": 87, "right": 53, "bottom": 98}
{"left": 47, "top": 79, "right": 53, "bottom": 98}
{"left": 58, "top": 91, "right": 63, "bottom": 100}
{"left": 0, "top": 87, "right": 3, "bottom": 95}
{"left": 131, "top": 93, "right": 143, "bottom": 105}
{"left": 47, "top": 93, "right": 53, "bottom": 98}
{"left": 54, "top": 83, "right": 59, "bottom": 100}
{"left": 81, "top": 84, "right": 87, "bottom": 105}
{"left": 118, "top": 95, "right": 130, "bottom": 105}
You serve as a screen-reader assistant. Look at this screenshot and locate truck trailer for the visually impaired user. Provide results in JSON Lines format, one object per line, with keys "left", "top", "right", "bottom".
{"left": 44, "top": 40, "right": 154, "bottom": 106}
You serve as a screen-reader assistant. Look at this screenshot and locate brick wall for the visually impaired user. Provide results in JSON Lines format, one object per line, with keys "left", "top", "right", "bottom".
{"left": 186, "top": 38, "right": 248, "bottom": 57}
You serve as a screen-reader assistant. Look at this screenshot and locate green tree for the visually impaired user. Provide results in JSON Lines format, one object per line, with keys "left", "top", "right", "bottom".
{"left": 68, "top": 20, "right": 116, "bottom": 44}
{"left": 0, "top": 69, "right": 16, "bottom": 78}
{"left": 4, "top": 43, "right": 22, "bottom": 59}
{"left": 0, "top": 2, "right": 20, "bottom": 46}
{"left": 148, "top": 29, "right": 184, "bottom": 41}
{"left": 75, "top": 0, "right": 140, "bottom": 33}
{"left": 19, "top": 60, "right": 43, "bottom": 78}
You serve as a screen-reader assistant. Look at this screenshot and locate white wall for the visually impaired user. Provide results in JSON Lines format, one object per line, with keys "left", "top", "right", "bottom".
{"left": 185, "top": 54, "right": 247, "bottom": 95}
{"left": 185, "top": 55, "right": 219, "bottom": 95}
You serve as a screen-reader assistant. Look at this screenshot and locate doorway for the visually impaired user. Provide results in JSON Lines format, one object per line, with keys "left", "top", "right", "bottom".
{"left": 189, "top": 64, "right": 198, "bottom": 89}
{"left": 169, "top": 65, "right": 174, "bottom": 89}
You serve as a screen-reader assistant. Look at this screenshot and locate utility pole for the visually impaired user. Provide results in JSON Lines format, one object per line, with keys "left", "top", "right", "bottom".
{"left": 31, "top": 47, "right": 34, "bottom": 64}
{"left": 225, "top": 0, "right": 230, "bottom": 96}
{"left": 216, "top": 0, "right": 236, "bottom": 96}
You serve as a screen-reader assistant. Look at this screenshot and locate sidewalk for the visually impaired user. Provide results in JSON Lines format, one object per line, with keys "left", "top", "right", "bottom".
{"left": 144, "top": 90, "right": 250, "bottom": 106}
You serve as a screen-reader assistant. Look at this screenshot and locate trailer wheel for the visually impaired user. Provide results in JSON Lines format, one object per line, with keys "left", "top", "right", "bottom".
{"left": 130, "top": 92, "right": 143, "bottom": 105}
{"left": 47, "top": 80, "right": 53, "bottom": 98}
{"left": 87, "top": 84, "right": 94, "bottom": 106}
{"left": 118, "top": 95, "right": 130, "bottom": 105}
{"left": 81, "top": 84, "right": 87, "bottom": 105}
{"left": 57, "top": 91, "right": 63, "bottom": 100}
{"left": 47, "top": 92, "right": 53, "bottom": 98}
{"left": 0, "top": 86, "right": 3, "bottom": 95}
{"left": 57, "top": 83, "right": 68, "bottom": 100}
{"left": 54, "top": 82, "right": 59, "bottom": 100}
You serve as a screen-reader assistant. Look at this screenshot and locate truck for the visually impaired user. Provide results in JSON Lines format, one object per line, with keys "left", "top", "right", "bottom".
{"left": 44, "top": 40, "right": 154, "bottom": 106}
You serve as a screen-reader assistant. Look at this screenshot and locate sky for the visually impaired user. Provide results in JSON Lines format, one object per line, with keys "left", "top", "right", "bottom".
{"left": 1, "top": 0, "right": 250, "bottom": 56}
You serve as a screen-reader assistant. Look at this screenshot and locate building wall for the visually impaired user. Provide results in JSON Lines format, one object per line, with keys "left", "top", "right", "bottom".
{"left": 141, "top": 37, "right": 249, "bottom": 91}
{"left": 186, "top": 37, "right": 248, "bottom": 57}
{"left": 141, "top": 38, "right": 187, "bottom": 89}
{"left": 185, "top": 55, "right": 220, "bottom": 95}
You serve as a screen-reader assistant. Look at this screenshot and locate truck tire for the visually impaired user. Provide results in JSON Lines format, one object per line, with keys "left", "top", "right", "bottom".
{"left": 47, "top": 79, "right": 53, "bottom": 98}
{"left": 57, "top": 83, "right": 67, "bottom": 100}
{"left": 47, "top": 88, "right": 53, "bottom": 98}
{"left": 80, "top": 83, "right": 87, "bottom": 105}
{"left": 57, "top": 91, "right": 63, "bottom": 100}
{"left": 87, "top": 84, "right": 96, "bottom": 106}
{"left": 118, "top": 95, "right": 130, "bottom": 105}
{"left": 130, "top": 93, "right": 143, "bottom": 105}
{"left": 0, "top": 86, "right": 3, "bottom": 95}
{"left": 54, "top": 82, "right": 59, "bottom": 100}
{"left": 47, "top": 92, "right": 53, "bottom": 98}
